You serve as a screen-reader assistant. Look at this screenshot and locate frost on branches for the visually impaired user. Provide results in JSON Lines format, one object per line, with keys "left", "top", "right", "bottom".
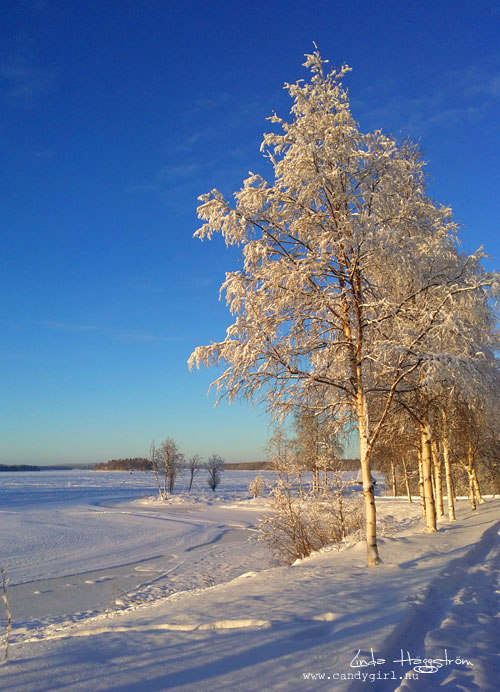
{"left": 188, "top": 50, "right": 500, "bottom": 567}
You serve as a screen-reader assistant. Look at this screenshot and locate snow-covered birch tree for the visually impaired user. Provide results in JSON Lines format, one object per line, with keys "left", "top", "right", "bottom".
{"left": 157, "top": 438, "right": 183, "bottom": 495}
{"left": 189, "top": 49, "right": 499, "bottom": 566}
{"left": 394, "top": 255, "right": 500, "bottom": 525}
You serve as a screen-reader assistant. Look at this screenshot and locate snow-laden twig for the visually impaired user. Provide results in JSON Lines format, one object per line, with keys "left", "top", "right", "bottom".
{"left": 1, "top": 567, "right": 12, "bottom": 663}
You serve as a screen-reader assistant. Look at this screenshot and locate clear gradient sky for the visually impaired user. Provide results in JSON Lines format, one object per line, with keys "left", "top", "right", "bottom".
{"left": 1, "top": 1, "right": 499, "bottom": 465}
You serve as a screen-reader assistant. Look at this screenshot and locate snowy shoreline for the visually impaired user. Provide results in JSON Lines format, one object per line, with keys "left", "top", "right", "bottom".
{"left": 0, "top": 471, "right": 499, "bottom": 690}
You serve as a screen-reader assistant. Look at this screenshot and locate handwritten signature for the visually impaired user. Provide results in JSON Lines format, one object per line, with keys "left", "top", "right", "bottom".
{"left": 350, "top": 648, "right": 473, "bottom": 674}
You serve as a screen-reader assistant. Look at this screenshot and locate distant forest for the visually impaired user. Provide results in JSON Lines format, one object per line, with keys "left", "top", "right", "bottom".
{"left": 93, "top": 458, "right": 361, "bottom": 472}
{"left": 0, "top": 464, "right": 40, "bottom": 472}
{"left": 93, "top": 458, "right": 151, "bottom": 471}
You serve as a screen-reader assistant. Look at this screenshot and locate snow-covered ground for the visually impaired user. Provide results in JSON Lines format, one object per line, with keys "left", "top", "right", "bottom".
{"left": 0, "top": 471, "right": 280, "bottom": 627}
{"left": 0, "top": 470, "right": 499, "bottom": 691}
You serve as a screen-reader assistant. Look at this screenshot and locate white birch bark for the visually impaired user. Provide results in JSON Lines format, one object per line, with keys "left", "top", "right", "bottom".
{"left": 472, "top": 467, "right": 484, "bottom": 504}
{"left": 357, "top": 390, "right": 380, "bottom": 566}
{"left": 441, "top": 411, "right": 456, "bottom": 520}
{"left": 420, "top": 420, "right": 437, "bottom": 532}
{"left": 466, "top": 442, "right": 477, "bottom": 511}
{"left": 417, "top": 447, "right": 425, "bottom": 520}
{"left": 431, "top": 439, "right": 445, "bottom": 519}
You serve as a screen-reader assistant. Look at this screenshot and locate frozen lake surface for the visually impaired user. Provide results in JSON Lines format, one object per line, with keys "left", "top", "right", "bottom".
{"left": 0, "top": 470, "right": 155, "bottom": 508}
{"left": 0, "top": 469, "right": 278, "bottom": 628}
{"left": 0, "top": 468, "right": 264, "bottom": 509}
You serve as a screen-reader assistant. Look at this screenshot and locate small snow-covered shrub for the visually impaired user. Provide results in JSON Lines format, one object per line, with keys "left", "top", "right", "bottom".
{"left": 258, "top": 482, "right": 363, "bottom": 564}
{"left": 249, "top": 473, "right": 265, "bottom": 498}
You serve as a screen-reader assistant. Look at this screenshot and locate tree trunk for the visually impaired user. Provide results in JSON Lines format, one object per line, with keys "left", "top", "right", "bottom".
{"left": 337, "top": 487, "right": 346, "bottom": 539}
{"left": 466, "top": 443, "right": 478, "bottom": 510}
{"left": 402, "top": 457, "right": 412, "bottom": 503}
{"left": 357, "top": 392, "right": 380, "bottom": 566}
{"left": 431, "top": 439, "right": 444, "bottom": 519}
{"left": 430, "top": 462, "right": 436, "bottom": 508}
{"left": 452, "top": 466, "right": 458, "bottom": 504}
{"left": 468, "top": 472, "right": 476, "bottom": 510}
{"left": 312, "top": 467, "right": 319, "bottom": 493}
{"left": 323, "top": 458, "right": 329, "bottom": 492}
{"left": 417, "top": 448, "right": 425, "bottom": 521}
{"left": 150, "top": 446, "right": 164, "bottom": 501}
{"left": 472, "top": 467, "right": 484, "bottom": 505}
{"left": 390, "top": 460, "right": 397, "bottom": 497}
{"left": 440, "top": 412, "right": 456, "bottom": 521}
{"left": 420, "top": 419, "right": 437, "bottom": 532}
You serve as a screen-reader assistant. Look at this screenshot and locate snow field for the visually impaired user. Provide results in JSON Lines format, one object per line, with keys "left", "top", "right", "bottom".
{"left": 0, "top": 471, "right": 499, "bottom": 691}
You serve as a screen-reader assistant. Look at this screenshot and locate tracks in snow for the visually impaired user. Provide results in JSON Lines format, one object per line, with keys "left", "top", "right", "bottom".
{"left": 363, "top": 519, "right": 500, "bottom": 692}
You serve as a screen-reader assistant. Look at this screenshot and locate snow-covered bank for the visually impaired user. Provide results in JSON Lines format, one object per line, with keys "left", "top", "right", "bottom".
{"left": 1, "top": 486, "right": 499, "bottom": 691}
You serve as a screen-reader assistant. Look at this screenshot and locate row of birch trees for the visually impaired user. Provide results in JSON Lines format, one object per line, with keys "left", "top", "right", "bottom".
{"left": 372, "top": 383, "right": 500, "bottom": 519}
{"left": 189, "top": 49, "right": 500, "bottom": 566}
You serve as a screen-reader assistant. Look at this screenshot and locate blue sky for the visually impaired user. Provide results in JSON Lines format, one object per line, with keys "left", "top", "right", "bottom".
{"left": 1, "top": 0, "right": 499, "bottom": 465}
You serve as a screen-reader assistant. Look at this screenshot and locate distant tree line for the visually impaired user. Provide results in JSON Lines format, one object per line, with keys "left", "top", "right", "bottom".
{"left": 225, "top": 459, "right": 360, "bottom": 471}
{"left": 95, "top": 459, "right": 268, "bottom": 472}
{"left": 93, "top": 457, "right": 359, "bottom": 474}
{"left": 93, "top": 458, "right": 151, "bottom": 471}
{"left": 0, "top": 464, "right": 40, "bottom": 472}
